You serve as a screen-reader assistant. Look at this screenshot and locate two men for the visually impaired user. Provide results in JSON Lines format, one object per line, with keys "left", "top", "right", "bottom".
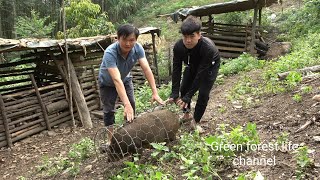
{"left": 98, "top": 24, "right": 164, "bottom": 143}
{"left": 99, "top": 15, "right": 220, "bottom": 136}
{"left": 169, "top": 15, "right": 220, "bottom": 132}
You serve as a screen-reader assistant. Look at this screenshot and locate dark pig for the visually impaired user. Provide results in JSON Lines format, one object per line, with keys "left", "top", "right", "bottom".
{"left": 107, "top": 109, "right": 179, "bottom": 161}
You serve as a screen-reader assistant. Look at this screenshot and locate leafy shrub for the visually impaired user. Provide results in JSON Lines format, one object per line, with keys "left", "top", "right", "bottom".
{"left": 59, "top": 0, "right": 114, "bottom": 38}
{"left": 277, "top": 0, "right": 320, "bottom": 38}
{"left": 15, "top": 10, "right": 56, "bottom": 38}
{"left": 220, "top": 54, "right": 265, "bottom": 76}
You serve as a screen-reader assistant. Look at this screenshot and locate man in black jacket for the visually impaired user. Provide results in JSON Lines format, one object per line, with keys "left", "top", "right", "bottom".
{"left": 169, "top": 15, "right": 220, "bottom": 132}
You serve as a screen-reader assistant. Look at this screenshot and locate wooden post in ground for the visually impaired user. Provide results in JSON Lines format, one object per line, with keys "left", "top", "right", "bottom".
{"left": 68, "top": 60, "right": 93, "bottom": 128}
{"left": 91, "top": 65, "right": 102, "bottom": 109}
{"left": 0, "top": 94, "right": 12, "bottom": 147}
{"left": 30, "top": 74, "right": 51, "bottom": 131}
{"left": 250, "top": 3, "right": 259, "bottom": 55}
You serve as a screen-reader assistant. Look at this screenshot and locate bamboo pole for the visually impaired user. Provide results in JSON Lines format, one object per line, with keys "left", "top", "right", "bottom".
{"left": 151, "top": 32, "right": 160, "bottom": 85}
{"left": 30, "top": 74, "right": 51, "bottom": 130}
{"left": 62, "top": 0, "right": 75, "bottom": 128}
{"left": 0, "top": 94, "right": 12, "bottom": 147}
{"left": 250, "top": 2, "right": 259, "bottom": 55}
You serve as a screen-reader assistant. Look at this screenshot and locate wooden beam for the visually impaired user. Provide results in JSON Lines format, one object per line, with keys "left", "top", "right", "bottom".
{"left": 151, "top": 33, "right": 160, "bottom": 85}
{"left": 250, "top": 3, "right": 259, "bottom": 55}
{"left": 204, "top": 34, "right": 246, "bottom": 42}
{"left": 0, "top": 58, "right": 35, "bottom": 69}
{"left": 73, "top": 59, "right": 101, "bottom": 67}
{"left": 30, "top": 74, "right": 51, "bottom": 130}
{"left": 91, "top": 66, "right": 102, "bottom": 109}
{"left": 69, "top": 60, "right": 92, "bottom": 128}
{"left": 216, "top": 46, "right": 245, "bottom": 52}
{"left": 209, "top": 39, "right": 245, "bottom": 47}
{"left": 0, "top": 94, "right": 12, "bottom": 147}
{"left": 219, "top": 52, "right": 242, "bottom": 58}
{"left": 0, "top": 67, "right": 34, "bottom": 75}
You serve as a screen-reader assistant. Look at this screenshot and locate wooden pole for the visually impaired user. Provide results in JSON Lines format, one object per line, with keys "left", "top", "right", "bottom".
{"left": 69, "top": 61, "right": 93, "bottom": 128}
{"left": 91, "top": 65, "right": 102, "bottom": 109}
{"left": 151, "top": 32, "right": 160, "bottom": 85}
{"left": 258, "top": 8, "right": 262, "bottom": 27}
{"left": 30, "top": 74, "right": 51, "bottom": 130}
{"left": 62, "top": 0, "right": 75, "bottom": 128}
{"left": 0, "top": 94, "right": 12, "bottom": 147}
{"left": 250, "top": 2, "right": 259, "bottom": 55}
{"left": 168, "top": 47, "right": 172, "bottom": 76}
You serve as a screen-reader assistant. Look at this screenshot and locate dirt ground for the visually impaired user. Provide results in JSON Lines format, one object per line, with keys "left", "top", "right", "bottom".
{"left": 1, "top": 65, "right": 319, "bottom": 179}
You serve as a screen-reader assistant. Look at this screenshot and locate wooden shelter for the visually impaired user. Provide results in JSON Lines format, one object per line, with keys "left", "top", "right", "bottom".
{"left": 165, "top": 0, "right": 278, "bottom": 58}
{"left": 0, "top": 27, "right": 160, "bottom": 148}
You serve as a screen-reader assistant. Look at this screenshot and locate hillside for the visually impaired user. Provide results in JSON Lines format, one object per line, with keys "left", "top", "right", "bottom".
{"left": 1, "top": 0, "right": 319, "bottom": 179}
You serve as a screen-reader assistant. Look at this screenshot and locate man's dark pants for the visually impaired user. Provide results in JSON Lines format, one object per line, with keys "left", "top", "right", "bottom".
{"left": 100, "top": 80, "right": 135, "bottom": 126}
{"left": 180, "top": 62, "right": 220, "bottom": 123}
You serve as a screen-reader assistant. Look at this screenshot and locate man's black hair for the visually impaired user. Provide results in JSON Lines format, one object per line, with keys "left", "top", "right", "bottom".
{"left": 180, "top": 16, "right": 202, "bottom": 35}
{"left": 117, "top": 24, "right": 140, "bottom": 39}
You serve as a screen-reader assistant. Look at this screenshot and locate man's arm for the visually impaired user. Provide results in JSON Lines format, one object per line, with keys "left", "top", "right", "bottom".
{"left": 139, "top": 58, "right": 164, "bottom": 104}
{"left": 170, "top": 47, "right": 182, "bottom": 100}
{"left": 107, "top": 67, "right": 134, "bottom": 122}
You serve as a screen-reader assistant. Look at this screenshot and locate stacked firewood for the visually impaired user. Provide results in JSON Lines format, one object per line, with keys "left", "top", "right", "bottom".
{"left": 0, "top": 83, "right": 77, "bottom": 148}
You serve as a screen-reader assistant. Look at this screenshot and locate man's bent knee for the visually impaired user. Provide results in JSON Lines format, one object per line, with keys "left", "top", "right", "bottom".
{"left": 104, "top": 112, "right": 115, "bottom": 126}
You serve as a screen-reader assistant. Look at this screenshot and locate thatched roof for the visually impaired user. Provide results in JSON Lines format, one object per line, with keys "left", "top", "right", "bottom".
{"left": 167, "top": 0, "right": 279, "bottom": 22}
{"left": 0, "top": 27, "right": 160, "bottom": 53}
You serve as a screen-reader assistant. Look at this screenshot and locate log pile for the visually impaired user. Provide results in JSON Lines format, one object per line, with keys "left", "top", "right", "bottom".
{"left": 202, "top": 22, "right": 268, "bottom": 58}
{"left": 132, "top": 43, "right": 158, "bottom": 86}
{"left": 0, "top": 82, "right": 78, "bottom": 148}
{"left": 78, "top": 65, "right": 101, "bottom": 111}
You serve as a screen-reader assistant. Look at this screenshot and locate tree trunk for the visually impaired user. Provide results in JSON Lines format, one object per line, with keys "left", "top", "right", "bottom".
{"left": 250, "top": 4, "right": 258, "bottom": 55}
{"left": 11, "top": 0, "right": 17, "bottom": 38}
{"left": 0, "top": 0, "right": 2, "bottom": 37}
{"left": 51, "top": 0, "right": 56, "bottom": 37}
{"left": 101, "top": 0, "right": 105, "bottom": 12}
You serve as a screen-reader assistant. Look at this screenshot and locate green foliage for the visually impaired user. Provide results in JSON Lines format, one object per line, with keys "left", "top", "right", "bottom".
{"left": 68, "top": 137, "right": 94, "bottom": 161}
{"left": 235, "top": 171, "right": 258, "bottom": 180}
{"left": 215, "top": 11, "right": 249, "bottom": 25}
{"left": 15, "top": 10, "right": 56, "bottom": 38}
{"left": 227, "top": 75, "right": 263, "bottom": 107}
{"left": 113, "top": 123, "right": 259, "bottom": 179}
{"left": 229, "top": 28, "right": 319, "bottom": 103}
{"left": 61, "top": 0, "right": 114, "bottom": 38}
{"left": 113, "top": 156, "right": 173, "bottom": 179}
{"left": 130, "top": 0, "right": 225, "bottom": 42}
{"left": 219, "top": 54, "right": 265, "bottom": 76}
{"left": 292, "top": 93, "right": 302, "bottom": 102}
{"left": 294, "top": 146, "right": 314, "bottom": 180}
{"left": 277, "top": 0, "right": 320, "bottom": 39}
{"left": 114, "top": 82, "right": 172, "bottom": 124}
{"left": 17, "top": 176, "right": 27, "bottom": 180}
{"left": 300, "top": 86, "right": 313, "bottom": 94}
{"left": 218, "top": 105, "right": 226, "bottom": 114}
{"left": 37, "top": 137, "right": 94, "bottom": 177}
{"left": 285, "top": 71, "right": 302, "bottom": 89}
{"left": 276, "top": 132, "right": 289, "bottom": 145}
{"left": 115, "top": 106, "right": 125, "bottom": 125}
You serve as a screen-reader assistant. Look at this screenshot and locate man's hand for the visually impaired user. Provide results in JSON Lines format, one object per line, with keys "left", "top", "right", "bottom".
{"left": 165, "top": 98, "right": 178, "bottom": 104}
{"left": 151, "top": 94, "right": 165, "bottom": 105}
{"left": 176, "top": 98, "right": 188, "bottom": 109}
{"left": 124, "top": 103, "right": 134, "bottom": 123}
